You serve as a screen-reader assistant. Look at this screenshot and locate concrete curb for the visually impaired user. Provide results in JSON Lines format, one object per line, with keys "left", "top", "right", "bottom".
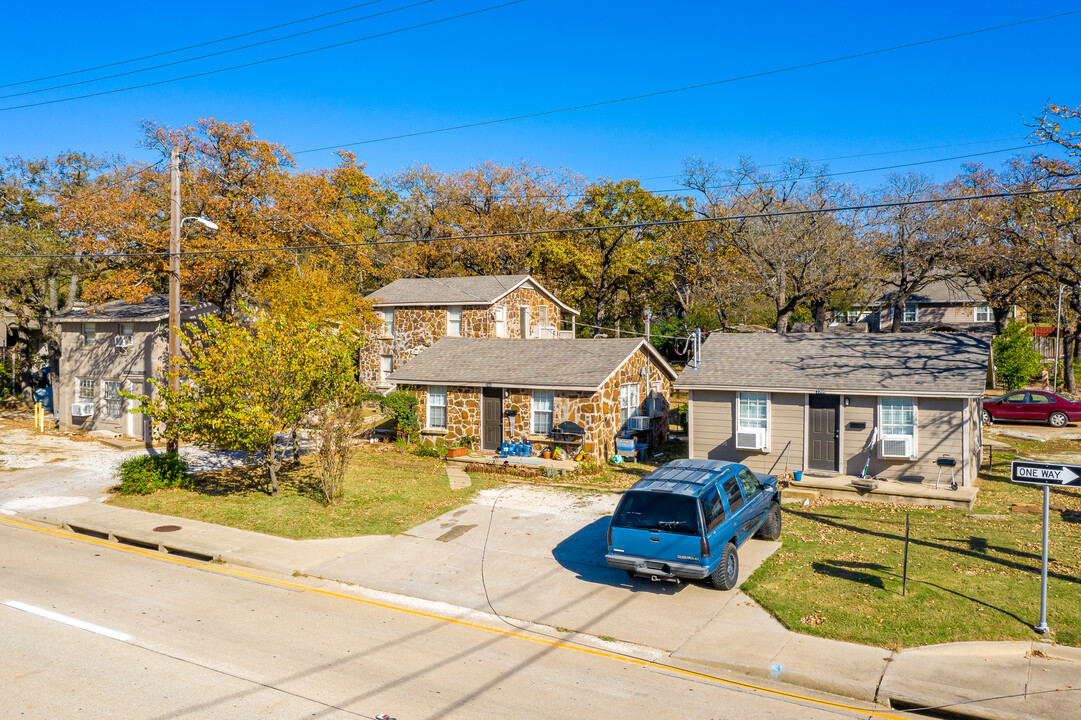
{"left": 11, "top": 508, "right": 1080, "bottom": 720}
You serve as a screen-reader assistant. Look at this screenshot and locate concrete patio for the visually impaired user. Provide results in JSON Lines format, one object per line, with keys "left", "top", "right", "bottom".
{"left": 782, "top": 473, "right": 979, "bottom": 510}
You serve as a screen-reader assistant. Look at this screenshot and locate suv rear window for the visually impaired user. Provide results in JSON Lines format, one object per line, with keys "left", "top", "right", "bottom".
{"left": 612, "top": 491, "right": 701, "bottom": 536}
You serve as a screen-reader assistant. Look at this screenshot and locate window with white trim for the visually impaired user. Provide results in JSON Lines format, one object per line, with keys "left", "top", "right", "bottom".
{"left": 620, "top": 383, "right": 640, "bottom": 425}
{"left": 119, "top": 323, "right": 134, "bottom": 337}
{"left": 447, "top": 306, "right": 462, "bottom": 336}
{"left": 737, "top": 392, "right": 768, "bottom": 431}
{"left": 532, "top": 390, "right": 554, "bottom": 434}
{"left": 380, "top": 308, "right": 394, "bottom": 337}
{"left": 902, "top": 304, "right": 918, "bottom": 323}
{"left": 104, "top": 381, "right": 123, "bottom": 418}
{"left": 494, "top": 306, "right": 507, "bottom": 337}
{"left": 880, "top": 397, "right": 915, "bottom": 439}
{"left": 974, "top": 304, "right": 992, "bottom": 322}
{"left": 537, "top": 305, "right": 549, "bottom": 328}
{"left": 77, "top": 379, "right": 94, "bottom": 400}
{"left": 427, "top": 386, "right": 447, "bottom": 430}
{"left": 81, "top": 323, "right": 96, "bottom": 346}
{"left": 379, "top": 355, "right": 393, "bottom": 385}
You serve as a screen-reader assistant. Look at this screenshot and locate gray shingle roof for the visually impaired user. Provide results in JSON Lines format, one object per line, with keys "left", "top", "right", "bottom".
{"left": 674, "top": 332, "right": 991, "bottom": 397}
{"left": 388, "top": 337, "right": 674, "bottom": 390}
{"left": 53, "top": 295, "right": 212, "bottom": 323}
{"left": 366, "top": 274, "right": 578, "bottom": 314}
{"left": 876, "top": 276, "right": 985, "bottom": 305}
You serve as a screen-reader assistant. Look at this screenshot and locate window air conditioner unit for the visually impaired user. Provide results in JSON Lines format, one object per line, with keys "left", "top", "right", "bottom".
{"left": 114, "top": 335, "right": 134, "bottom": 348}
{"left": 735, "top": 428, "right": 767, "bottom": 450}
{"left": 880, "top": 436, "right": 913, "bottom": 459}
{"left": 71, "top": 402, "right": 94, "bottom": 417}
{"left": 627, "top": 416, "right": 650, "bottom": 431}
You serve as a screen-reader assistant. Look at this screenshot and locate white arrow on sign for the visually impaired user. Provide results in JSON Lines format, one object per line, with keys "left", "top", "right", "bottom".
{"left": 1015, "top": 465, "right": 1080, "bottom": 484}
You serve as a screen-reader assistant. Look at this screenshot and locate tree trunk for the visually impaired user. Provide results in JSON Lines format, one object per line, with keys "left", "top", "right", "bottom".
{"left": 291, "top": 425, "right": 301, "bottom": 466}
{"left": 993, "top": 306, "right": 1011, "bottom": 334}
{"left": 890, "top": 301, "right": 903, "bottom": 333}
{"left": 812, "top": 300, "right": 827, "bottom": 333}
{"left": 266, "top": 442, "right": 281, "bottom": 496}
{"left": 1065, "top": 332, "right": 1077, "bottom": 395}
{"left": 776, "top": 309, "right": 792, "bottom": 335}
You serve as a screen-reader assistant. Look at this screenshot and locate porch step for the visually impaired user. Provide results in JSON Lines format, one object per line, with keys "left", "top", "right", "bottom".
{"left": 781, "top": 488, "right": 820, "bottom": 504}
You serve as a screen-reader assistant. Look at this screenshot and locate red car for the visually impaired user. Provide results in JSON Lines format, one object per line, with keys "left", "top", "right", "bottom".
{"left": 982, "top": 391, "right": 1081, "bottom": 428}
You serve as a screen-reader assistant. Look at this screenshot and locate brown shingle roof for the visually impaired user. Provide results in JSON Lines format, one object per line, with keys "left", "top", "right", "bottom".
{"left": 674, "top": 332, "right": 990, "bottom": 397}
{"left": 388, "top": 337, "right": 675, "bottom": 390}
{"left": 366, "top": 274, "right": 578, "bottom": 314}
{"left": 53, "top": 295, "right": 212, "bottom": 323}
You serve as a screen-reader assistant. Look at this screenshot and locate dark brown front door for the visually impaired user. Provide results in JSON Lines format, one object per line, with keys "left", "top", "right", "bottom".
{"left": 482, "top": 388, "right": 503, "bottom": 451}
{"left": 808, "top": 394, "right": 839, "bottom": 472}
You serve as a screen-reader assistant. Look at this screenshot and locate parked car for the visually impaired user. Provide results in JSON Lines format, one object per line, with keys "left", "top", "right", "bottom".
{"left": 982, "top": 391, "right": 1081, "bottom": 428}
{"left": 605, "top": 458, "right": 780, "bottom": 590}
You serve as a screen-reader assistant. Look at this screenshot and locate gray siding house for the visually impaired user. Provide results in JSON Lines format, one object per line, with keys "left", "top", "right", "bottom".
{"left": 676, "top": 333, "right": 991, "bottom": 487}
{"left": 53, "top": 295, "right": 211, "bottom": 440}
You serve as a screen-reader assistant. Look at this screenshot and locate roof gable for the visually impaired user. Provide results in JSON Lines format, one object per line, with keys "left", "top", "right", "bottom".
{"left": 675, "top": 332, "right": 991, "bottom": 397}
{"left": 366, "top": 274, "right": 578, "bottom": 314}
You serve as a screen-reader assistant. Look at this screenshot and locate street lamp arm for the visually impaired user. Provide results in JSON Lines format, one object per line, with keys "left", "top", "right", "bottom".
{"left": 180, "top": 216, "right": 219, "bottom": 231}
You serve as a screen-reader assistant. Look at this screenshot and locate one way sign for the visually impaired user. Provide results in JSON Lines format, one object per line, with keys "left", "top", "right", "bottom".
{"left": 1011, "top": 461, "right": 1081, "bottom": 487}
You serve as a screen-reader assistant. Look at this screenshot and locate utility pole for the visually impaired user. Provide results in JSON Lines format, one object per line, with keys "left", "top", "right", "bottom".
{"left": 643, "top": 307, "right": 652, "bottom": 344}
{"left": 1054, "top": 285, "right": 1064, "bottom": 390}
{"left": 167, "top": 147, "right": 181, "bottom": 454}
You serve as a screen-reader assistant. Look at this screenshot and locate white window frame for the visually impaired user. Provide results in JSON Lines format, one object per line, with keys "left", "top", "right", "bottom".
{"left": 532, "top": 389, "right": 554, "bottom": 434}
{"left": 494, "top": 306, "right": 507, "bottom": 337}
{"left": 974, "top": 304, "right": 992, "bottom": 323}
{"left": 902, "top": 304, "right": 918, "bottom": 323}
{"left": 104, "top": 380, "right": 124, "bottom": 419}
{"left": 447, "top": 306, "right": 462, "bottom": 336}
{"left": 81, "top": 323, "right": 96, "bottom": 346}
{"left": 736, "top": 391, "right": 771, "bottom": 452}
{"left": 537, "top": 305, "right": 549, "bottom": 329}
{"left": 77, "top": 378, "right": 94, "bottom": 400}
{"left": 620, "top": 383, "right": 640, "bottom": 426}
{"left": 379, "top": 355, "right": 393, "bottom": 385}
{"left": 427, "top": 385, "right": 447, "bottom": 430}
{"left": 380, "top": 308, "right": 394, "bottom": 337}
{"left": 878, "top": 396, "right": 918, "bottom": 459}
{"left": 119, "top": 323, "right": 134, "bottom": 337}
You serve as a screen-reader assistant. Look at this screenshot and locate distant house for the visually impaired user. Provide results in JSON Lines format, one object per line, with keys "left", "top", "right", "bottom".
{"left": 52, "top": 295, "right": 212, "bottom": 440}
{"left": 360, "top": 274, "right": 579, "bottom": 391}
{"left": 387, "top": 337, "right": 676, "bottom": 458}
{"left": 872, "top": 277, "right": 1019, "bottom": 333}
{"left": 676, "top": 332, "right": 991, "bottom": 487}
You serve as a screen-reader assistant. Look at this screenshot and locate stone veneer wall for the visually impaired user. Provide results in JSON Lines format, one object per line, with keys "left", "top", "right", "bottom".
{"left": 358, "top": 282, "right": 568, "bottom": 389}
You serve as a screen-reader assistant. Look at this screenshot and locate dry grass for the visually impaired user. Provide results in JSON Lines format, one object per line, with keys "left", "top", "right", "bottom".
{"left": 109, "top": 444, "right": 504, "bottom": 539}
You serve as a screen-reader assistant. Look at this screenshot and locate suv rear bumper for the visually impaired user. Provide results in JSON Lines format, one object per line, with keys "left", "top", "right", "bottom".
{"left": 605, "top": 553, "right": 711, "bottom": 580}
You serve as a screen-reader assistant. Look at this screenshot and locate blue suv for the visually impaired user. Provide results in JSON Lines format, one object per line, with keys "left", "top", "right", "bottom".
{"left": 605, "top": 459, "right": 781, "bottom": 590}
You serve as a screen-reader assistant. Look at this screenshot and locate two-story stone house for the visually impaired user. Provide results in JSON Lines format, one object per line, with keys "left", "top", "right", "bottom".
{"left": 53, "top": 295, "right": 211, "bottom": 440}
{"left": 360, "top": 274, "right": 580, "bottom": 391}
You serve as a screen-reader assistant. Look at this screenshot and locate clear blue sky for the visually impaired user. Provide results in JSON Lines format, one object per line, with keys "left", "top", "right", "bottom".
{"left": 2, "top": 1, "right": 1078, "bottom": 191}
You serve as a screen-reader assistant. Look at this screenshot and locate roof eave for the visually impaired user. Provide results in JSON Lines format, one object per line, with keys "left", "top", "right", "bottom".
{"left": 676, "top": 382, "right": 986, "bottom": 399}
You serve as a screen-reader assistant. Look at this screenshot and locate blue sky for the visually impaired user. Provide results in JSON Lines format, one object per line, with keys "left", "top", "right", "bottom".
{"left": 2, "top": 1, "right": 1078, "bottom": 191}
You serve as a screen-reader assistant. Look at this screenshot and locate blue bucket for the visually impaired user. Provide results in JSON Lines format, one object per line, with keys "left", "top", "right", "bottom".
{"left": 793, "top": 470, "right": 803, "bottom": 482}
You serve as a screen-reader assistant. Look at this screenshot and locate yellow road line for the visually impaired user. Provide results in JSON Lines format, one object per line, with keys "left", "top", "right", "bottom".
{"left": 1, "top": 516, "right": 910, "bottom": 719}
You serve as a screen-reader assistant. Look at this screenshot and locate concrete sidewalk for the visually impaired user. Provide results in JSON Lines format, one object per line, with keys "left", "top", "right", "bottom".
{"left": 13, "top": 494, "right": 1081, "bottom": 720}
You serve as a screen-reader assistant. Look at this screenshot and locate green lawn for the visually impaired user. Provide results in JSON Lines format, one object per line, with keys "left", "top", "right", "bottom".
{"left": 109, "top": 445, "right": 503, "bottom": 539}
{"left": 743, "top": 460, "right": 1081, "bottom": 650}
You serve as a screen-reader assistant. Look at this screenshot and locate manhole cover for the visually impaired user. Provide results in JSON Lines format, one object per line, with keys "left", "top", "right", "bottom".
{"left": 153, "top": 525, "right": 182, "bottom": 532}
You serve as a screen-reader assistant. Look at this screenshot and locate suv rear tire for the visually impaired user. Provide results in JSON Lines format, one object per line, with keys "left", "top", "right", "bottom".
{"left": 709, "top": 543, "right": 739, "bottom": 590}
{"left": 757, "top": 502, "right": 782, "bottom": 541}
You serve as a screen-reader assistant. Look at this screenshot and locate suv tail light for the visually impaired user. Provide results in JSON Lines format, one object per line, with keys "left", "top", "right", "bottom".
{"left": 701, "top": 535, "right": 710, "bottom": 559}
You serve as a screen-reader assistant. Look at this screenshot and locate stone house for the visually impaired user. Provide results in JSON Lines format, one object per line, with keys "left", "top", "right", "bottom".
{"left": 359, "top": 274, "right": 579, "bottom": 391}
{"left": 53, "top": 295, "right": 212, "bottom": 440}
{"left": 386, "top": 337, "right": 677, "bottom": 460}
{"left": 676, "top": 332, "right": 990, "bottom": 487}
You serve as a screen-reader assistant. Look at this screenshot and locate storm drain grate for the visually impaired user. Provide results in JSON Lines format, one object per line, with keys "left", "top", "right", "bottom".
{"left": 115, "top": 535, "right": 159, "bottom": 551}
{"left": 66, "top": 524, "right": 109, "bottom": 540}
{"left": 163, "top": 546, "right": 214, "bottom": 563}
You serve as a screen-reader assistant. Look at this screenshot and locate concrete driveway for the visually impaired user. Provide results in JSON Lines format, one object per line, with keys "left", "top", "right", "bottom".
{"left": 306, "top": 486, "right": 781, "bottom": 653}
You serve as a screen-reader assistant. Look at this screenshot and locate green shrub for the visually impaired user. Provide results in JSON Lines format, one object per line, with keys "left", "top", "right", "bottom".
{"left": 380, "top": 391, "right": 419, "bottom": 434}
{"left": 117, "top": 453, "right": 192, "bottom": 495}
{"left": 993, "top": 321, "right": 1043, "bottom": 391}
{"left": 410, "top": 438, "right": 447, "bottom": 458}
{"left": 542, "top": 466, "right": 559, "bottom": 479}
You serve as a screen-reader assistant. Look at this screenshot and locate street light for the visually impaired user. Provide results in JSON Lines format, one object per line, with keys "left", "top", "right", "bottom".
{"left": 181, "top": 216, "right": 219, "bottom": 231}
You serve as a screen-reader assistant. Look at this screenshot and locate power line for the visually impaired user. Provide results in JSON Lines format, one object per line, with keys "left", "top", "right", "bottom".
{"left": 3, "top": 185, "right": 1075, "bottom": 261}
{"left": 0, "top": 1, "right": 525, "bottom": 113}
{"left": 0, "top": 0, "right": 437, "bottom": 101}
{"left": 289, "top": 10, "right": 1081, "bottom": 154}
{"left": 0, "top": 1, "right": 392, "bottom": 90}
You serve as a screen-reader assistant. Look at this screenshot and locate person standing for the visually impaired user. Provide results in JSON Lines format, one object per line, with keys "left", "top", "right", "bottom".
{"left": 1041, "top": 365, "right": 1050, "bottom": 390}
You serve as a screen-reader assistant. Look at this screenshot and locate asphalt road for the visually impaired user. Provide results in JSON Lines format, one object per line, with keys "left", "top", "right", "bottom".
{"left": 0, "top": 521, "right": 909, "bottom": 720}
